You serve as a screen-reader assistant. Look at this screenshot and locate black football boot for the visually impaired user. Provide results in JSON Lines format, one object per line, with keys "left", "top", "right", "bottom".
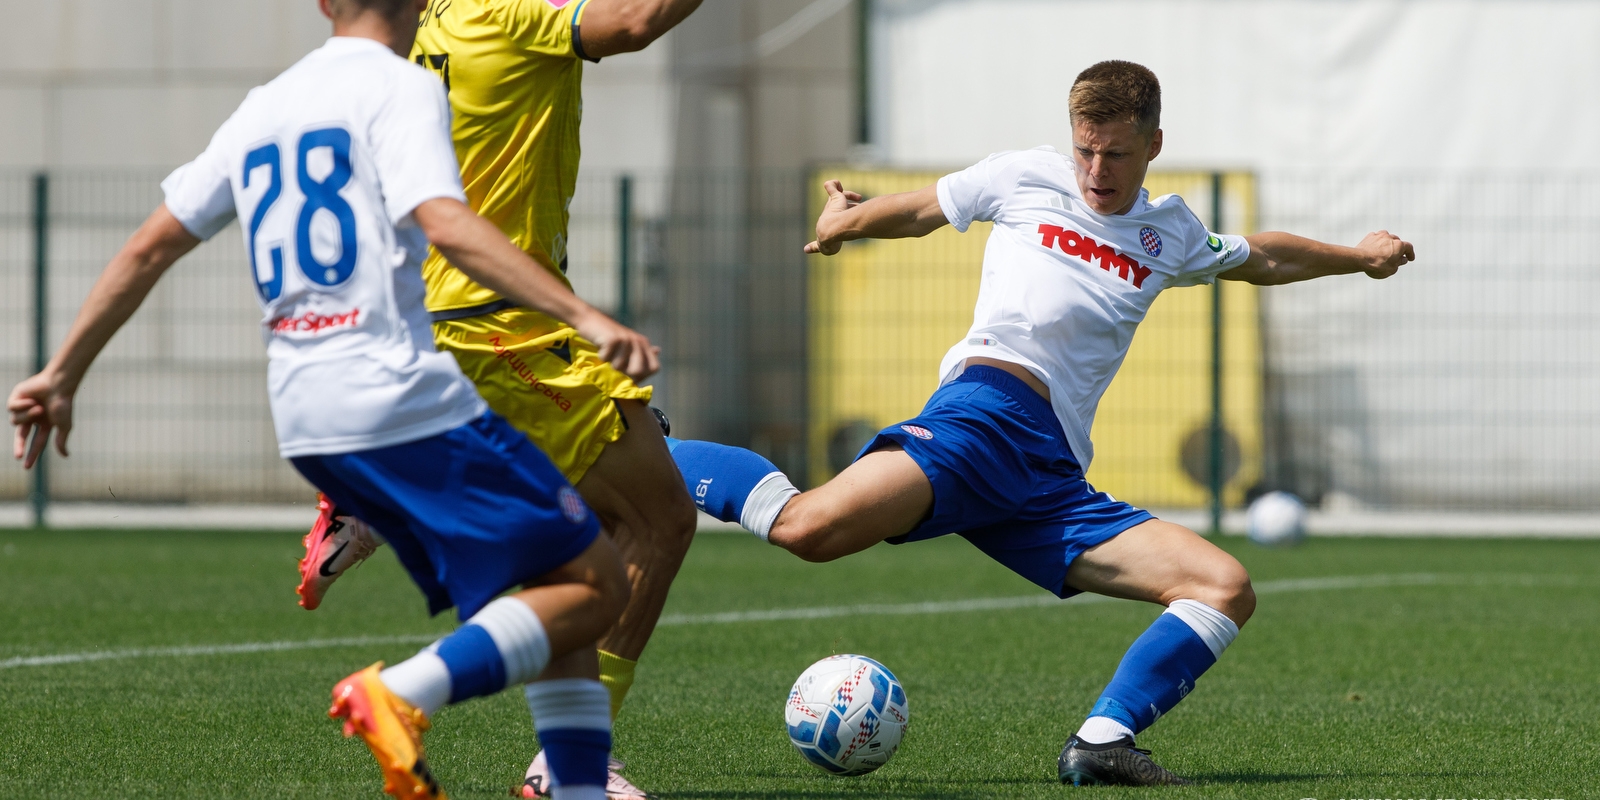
{"left": 1058, "top": 735, "right": 1191, "bottom": 787}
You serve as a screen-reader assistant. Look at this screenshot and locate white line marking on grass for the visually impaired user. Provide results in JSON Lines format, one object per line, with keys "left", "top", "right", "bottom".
{"left": 0, "top": 634, "right": 437, "bottom": 670}
{"left": 652, "top": 572, "right": 1592, "bottom": 627}
{"left": 4, "top": 573, "right": 1589, "bottom": 670}
{"left": 655, "top": 593, "right": 1092, "bottom": 626}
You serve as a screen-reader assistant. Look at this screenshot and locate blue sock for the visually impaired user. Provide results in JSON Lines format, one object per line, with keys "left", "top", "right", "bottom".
{"left": 434, "top": 624, "right": 506, "bottom": 703}
{"left": 1086, "top": 601, "right": 1238, "bottom": 736}
{"left": 384, "top": 596, "right": 550, "bottom": 711}
{"left": 667, "top": 439, "right": 798, "bottom": 537}
{"left": 527, "top": 679, "right": 612, "bottom": 794}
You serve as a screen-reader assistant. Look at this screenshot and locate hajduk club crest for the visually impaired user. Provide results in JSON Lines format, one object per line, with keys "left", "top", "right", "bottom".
{"left": 558, "top": 487, "right": 587, "bottom": 523}
{"left": 1139, "top": 226, "right": 1163, "bottom": 257}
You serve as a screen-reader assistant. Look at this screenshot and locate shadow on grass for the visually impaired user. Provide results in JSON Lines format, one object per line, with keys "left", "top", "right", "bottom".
{"left": 654, "top": 769, "right": 1490, "bottom": 798}
{"left": 1186, "top": 771, "right": 1326, "bottom": 785}
{"left": 1191, "top": 769, "right": 1482, "bottom": 785}
{"left": 655, "top": 771, "right": 1050, "bottom": 799}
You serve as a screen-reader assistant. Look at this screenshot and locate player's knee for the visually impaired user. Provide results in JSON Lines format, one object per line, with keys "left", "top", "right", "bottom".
{"left": 662, "top": 486, "right": 699, "bottom": 549}
{"left": 592, "top": 554, "right": 632, "bottom": 624}
{"left": 1168, "top": 553, "right": 1254, "bottom": 627}
{"left": 622, "top": 487, "right": 696, "bottom": 564}
{"left": 578, "top": 537, "right": 631, "bottom": 623}
{"left": 1205, "top": 560, "right": 1255, "bottom": 627}
{"left": 788, "top": 538, "right": 839, "bottom": 563}
{"left": 770, "top": 502, "right": 845, "bottom": 563}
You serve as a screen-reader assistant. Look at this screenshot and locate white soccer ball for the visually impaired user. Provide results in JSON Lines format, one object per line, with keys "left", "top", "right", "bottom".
{"left": 785, "top": 654, "right": 909, "bottom": 776}
{"left": 1247, "top": 491, "right": 1308, "bottom": 546}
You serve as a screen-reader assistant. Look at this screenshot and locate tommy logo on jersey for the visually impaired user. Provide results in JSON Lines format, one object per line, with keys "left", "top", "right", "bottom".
{"left": 1037, "top": 224, "right": 1154, "bottom": 289}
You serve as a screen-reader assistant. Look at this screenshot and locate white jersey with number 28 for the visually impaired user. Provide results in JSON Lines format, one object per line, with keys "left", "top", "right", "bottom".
{"left": 936, "top": 146, "right": 1251, "bottom": 469}
{"left": 161, "top": 37, "right": 486, "bottom": 458}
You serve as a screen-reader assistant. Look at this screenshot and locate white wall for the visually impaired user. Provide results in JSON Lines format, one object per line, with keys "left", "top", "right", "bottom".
{"left": 874, "top": 0, "right": 1600, "bottom": 171}
{"left": 0, "top": 0, "right": 676, "bottom": 171}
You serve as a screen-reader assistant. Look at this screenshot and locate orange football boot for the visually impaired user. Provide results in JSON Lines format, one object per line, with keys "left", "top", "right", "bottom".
{"left": 329, "top": 663, "right": 447, "bottom": 800}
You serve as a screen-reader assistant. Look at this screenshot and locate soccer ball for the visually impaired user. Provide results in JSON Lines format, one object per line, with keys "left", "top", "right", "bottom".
{"left": 1247, "top": 491, "right": 1308, "bottom": 546}
{"left": 785, "top": 654, "right": 909, "bottom": 776}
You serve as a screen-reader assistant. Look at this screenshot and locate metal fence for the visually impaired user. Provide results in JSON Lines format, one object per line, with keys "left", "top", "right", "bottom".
{"left": 3, "top": 169, "right": 1598, "bottom": 518}
{"left": 1260, "top": 173, "right": 1600, "bottom": 512}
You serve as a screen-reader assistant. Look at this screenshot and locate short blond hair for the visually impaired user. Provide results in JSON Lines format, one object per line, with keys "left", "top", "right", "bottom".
{"left": 1069, "top": 60, "right": 1161, "bottom": 136}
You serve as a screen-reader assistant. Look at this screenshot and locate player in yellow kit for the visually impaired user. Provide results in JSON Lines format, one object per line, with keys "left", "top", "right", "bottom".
{"left": 297, "top": 0, "right": 705, "bottom": 797}
{"left": 414, "top": 0, "right": 661, "bottom": 481}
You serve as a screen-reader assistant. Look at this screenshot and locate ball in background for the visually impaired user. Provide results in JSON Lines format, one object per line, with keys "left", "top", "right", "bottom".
{"left": 785, "top": 654, "right": 909, "bottom": 776}
{"left": 1247, "top": 490, "right": 1309, "bottom": 546}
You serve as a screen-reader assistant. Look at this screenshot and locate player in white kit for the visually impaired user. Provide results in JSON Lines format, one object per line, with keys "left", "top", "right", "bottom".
{"left": 6, "top": 2, "right": 660, "bottom": 798}
{"left": 668, "top": 61, "right": 1415, "bottom": 785}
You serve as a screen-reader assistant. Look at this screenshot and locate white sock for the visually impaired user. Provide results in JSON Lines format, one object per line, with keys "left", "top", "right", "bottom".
{"left": 1165, "top": 599, "right": 1240, "bottom": 658}
{"left": 552, "top": 787, "right": 605, "bottom": 800}
{"left": 470, "top": 596, "right": 552, "bottom": 685}
{"left": 524, "top": 678, "right": 613, "bottom": 731}
{"left": 379, "top": 644, "right": 451, "bottom": 717}
{"left": 741, "top": 472, "right": 800, "bottom": 541}
{"left": 1076, "top": 715, "right": 1134, "bottom": 745}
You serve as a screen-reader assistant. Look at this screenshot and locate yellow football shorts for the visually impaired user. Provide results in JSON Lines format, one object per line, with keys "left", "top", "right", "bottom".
{"left": 433, "top": 308, "right": 653, "bottom": 486}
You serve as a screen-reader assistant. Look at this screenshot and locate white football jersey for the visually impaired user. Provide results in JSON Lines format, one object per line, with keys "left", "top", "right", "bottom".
{"left": 936, "top": 146, "right": 1250, "bottom": 469}
{"left": 162, "top": 37, "right": 486, "bottom": 458}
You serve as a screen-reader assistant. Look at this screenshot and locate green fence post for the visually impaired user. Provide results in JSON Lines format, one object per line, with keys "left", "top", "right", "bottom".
{"left": 1208, "top": 172, "right": 1224, "bottom": 536}
{"left": 856, "top": 0, "right": 871, "bottom": 145}
{"left": 30, "top": 172, "right": 49, "bottom": 529}
{"left": 617, "top": 173, "right": 633, "bottom": 327}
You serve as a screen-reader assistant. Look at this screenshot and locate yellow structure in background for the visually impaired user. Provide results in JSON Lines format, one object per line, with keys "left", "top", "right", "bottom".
{"left": 807, "top": 168, "right": 1261, "bottom": 509}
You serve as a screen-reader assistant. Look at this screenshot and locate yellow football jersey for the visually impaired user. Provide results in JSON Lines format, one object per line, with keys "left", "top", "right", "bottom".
{"left": 412, "top": 0, "right": 594, "bottom": 313}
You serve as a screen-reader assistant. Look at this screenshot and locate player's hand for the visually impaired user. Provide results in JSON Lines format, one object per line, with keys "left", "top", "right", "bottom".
{"left": 573, "top": 310, "right": 661, "bottom": 382}
{"left": 803, "top": 180, "right": 864, "bottom": 256}
{"left": 8, "top": 371, "right": 74, "bottom": 470}
{"left": 1357, "top": 230, "right": 1414, "bottom": 279}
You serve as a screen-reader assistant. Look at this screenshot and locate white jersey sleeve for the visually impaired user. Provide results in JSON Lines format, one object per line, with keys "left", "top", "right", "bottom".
{"left": 935, "top": 150, "right": 1037, "bottom": 233}
{"left": 368, "top": 69, "right": 467, "bottom": 225}
{"left": 161, "top": 125, "right": 239, "bottom": 240}
{"left": 1170, "top": 209, "right": 1250, "bottom": 287}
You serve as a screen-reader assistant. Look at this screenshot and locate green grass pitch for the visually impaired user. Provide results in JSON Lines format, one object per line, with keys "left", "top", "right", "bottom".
{"left": 1, "top": 528, "right": 1594, "bottom": 799}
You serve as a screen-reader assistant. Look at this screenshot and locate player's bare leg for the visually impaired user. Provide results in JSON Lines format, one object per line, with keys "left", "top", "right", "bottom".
{"left": 576, "top": 401, "right": 699, "bottom": 663}
{"left": 523, "top": 400, "right": 696, "bottom": 799}
{"left": 1057, "top": 520, "right": 1254, "bottom": 786}
{"left": 1064, "top": 519, "right": 1255, "bottom": 625}
{"left": 665, "top": 439, "right": 931, "bottom": 563}
{"left": 765, "top": 447, "right": 933, "bottom": 561}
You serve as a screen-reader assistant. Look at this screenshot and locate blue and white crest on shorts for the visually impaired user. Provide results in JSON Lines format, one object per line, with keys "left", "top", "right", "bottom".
{"left": 558, "top": 486, "right": 587, "bottom": 524}
{"left": 1139, "top": 227, "right": 1163, "bottom": 257}
{"left": 901, "top": 425, "right": 934, "bottom": 440}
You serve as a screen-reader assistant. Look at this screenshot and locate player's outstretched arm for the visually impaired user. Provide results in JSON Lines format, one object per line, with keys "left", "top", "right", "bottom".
{"left": 1221, "top": 230, "right": 1415, "bottom": 286}
{"left": 412, "top": 197, "right": 660, "bottom": 380}
{"left": 8, "top": 205, "right": 199, "bottom": 469}
{"left": 804, "top": 181, "right": 948, "bottom": 256}
{"left": 577, "top": 0, "right": 704, "bottom": 58}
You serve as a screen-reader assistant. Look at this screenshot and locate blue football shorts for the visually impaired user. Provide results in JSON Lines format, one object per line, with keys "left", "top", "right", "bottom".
{"left": 291, "top": 412, "right": 601, "bottom": 620}
{"left": 860, "top": 365, "right": 1153, "bottom": 598}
